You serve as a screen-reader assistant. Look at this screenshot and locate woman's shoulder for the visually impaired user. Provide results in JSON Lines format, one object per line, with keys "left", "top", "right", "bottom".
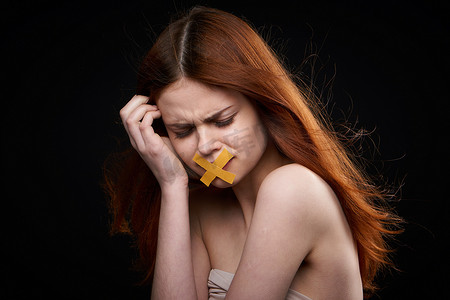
{"left": 262, "top": 163, "right": 321, "bottom": 183}
{"left": 258, "top": 163, "right": 336, "bottom": 202}
{"left": 256, "top": 163, "right": 342, "bottom": 231}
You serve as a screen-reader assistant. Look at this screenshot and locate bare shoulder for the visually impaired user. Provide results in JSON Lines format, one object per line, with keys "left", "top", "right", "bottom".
{"left": 256, "top": 164, "right": 362, "bottom": 298}
{"left": 256, "top": 163, "right": 343, "bottom": 234}
{"left": 259, "top": 164, "right": 338, "bottom": 207}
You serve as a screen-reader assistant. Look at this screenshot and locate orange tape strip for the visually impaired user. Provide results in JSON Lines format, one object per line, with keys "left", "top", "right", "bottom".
{"left": 193, "top": 148, "right": 236, "bottom": 187}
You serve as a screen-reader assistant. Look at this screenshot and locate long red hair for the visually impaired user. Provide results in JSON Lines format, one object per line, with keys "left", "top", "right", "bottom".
{"left": 103, "top": 6, "right": 402, "bottom": 297}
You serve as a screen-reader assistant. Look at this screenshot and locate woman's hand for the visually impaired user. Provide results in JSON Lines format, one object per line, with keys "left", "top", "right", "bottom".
{"left": 120, "top": 95, "right": 188, "bottom": 189}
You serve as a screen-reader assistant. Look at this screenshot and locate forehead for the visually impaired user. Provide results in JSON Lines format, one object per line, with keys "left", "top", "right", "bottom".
{"left": 156, "top": 78, "right": 244, "bottom": 121}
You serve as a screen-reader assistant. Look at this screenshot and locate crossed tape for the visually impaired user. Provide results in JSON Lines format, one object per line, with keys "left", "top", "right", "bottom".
{"left": 193, "top": 148, "right": 236, "bottom": 187}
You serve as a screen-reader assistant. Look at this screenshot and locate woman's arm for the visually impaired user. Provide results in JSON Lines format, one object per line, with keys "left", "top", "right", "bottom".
{"left": 151, "top": 185, "right": 198, "bottom": 299}
{"left": 119, "top": 95, "right": 199, "bottom": 299}
{"left": 226, "top": 164, "right": 334, "bottom": 299}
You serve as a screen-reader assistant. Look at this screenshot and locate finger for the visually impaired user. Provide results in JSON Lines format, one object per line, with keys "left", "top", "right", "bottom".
{"left": 124, "top": 105, "right": 160, "bottom": 151}
{"left": 119, "top": 95, "right": 150, "bottom": 121}
{"left": 140, "top": 107, "right": 161, "bottom": 127}
{"left": 127, "top": 103, "right": 159, "bottom": 124}
{"left": 123, "top": 104, "right": 159, "bottom": 146}
{"left": 130, "top": 110, "right": 162, "bottom": 152}
{"left": 120, "top": 95, "right": 151, "bottom": 139}
{"left": 139, "top": 109, "right": 163, "bottom": 149}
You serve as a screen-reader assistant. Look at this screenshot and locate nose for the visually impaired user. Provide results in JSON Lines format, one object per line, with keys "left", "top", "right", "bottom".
{"left": 197, "top": 127, "right": 222, "bottom": 158}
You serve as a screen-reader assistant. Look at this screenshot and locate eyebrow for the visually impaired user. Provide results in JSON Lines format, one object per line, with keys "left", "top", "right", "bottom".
{"left": 165, "top": 105, "right": 234, "bottom": 129}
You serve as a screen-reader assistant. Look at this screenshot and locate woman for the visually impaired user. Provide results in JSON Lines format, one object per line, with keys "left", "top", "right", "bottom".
{"left": 104, "top": 6, "right": 401, "bottom": 299}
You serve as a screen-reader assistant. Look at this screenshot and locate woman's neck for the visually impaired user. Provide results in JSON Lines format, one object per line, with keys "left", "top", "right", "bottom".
{"left": 231, "top": 140, "right": 292, "bottom": 230}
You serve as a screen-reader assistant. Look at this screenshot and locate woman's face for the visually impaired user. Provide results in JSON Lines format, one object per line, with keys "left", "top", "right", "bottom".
{"left": 157, "top": 78, "right": 268, "bottom": 188}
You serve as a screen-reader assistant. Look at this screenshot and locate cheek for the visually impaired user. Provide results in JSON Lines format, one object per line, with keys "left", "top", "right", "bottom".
{"left": 253, "top": 122, "right": 268, "bottom": 151}
{"left": 224, "top": 121, "right": 267, "bottom": 159}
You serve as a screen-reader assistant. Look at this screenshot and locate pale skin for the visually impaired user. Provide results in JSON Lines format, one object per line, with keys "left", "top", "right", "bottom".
{"left": 119, "top": 78, "right": 363, "bottom": 299}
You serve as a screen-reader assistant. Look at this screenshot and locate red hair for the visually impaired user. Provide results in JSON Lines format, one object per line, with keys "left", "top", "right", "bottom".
{"left": 103, "top": 6, "right": 402, "bottom": 297}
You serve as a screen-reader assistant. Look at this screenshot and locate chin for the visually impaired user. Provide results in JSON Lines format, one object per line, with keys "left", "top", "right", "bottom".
{"left": 210, "top": 179, "right": 235, "bottom": 189}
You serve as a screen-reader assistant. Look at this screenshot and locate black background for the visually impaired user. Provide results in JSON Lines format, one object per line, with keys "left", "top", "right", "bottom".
{"left": 4, "top": 0, "right": 448, "bottom": 299}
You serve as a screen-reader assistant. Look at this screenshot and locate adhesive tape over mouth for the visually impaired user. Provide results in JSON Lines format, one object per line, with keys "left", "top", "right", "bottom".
{"left": 193, "top": 148, "right": 236, "bottom": 187}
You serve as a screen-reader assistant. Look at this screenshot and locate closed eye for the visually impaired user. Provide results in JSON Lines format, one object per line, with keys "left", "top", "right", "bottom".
{"left": 173, "top": 113, "right": 237, "bottom": 139}
{"left": 215, "top": 113, "right": 237, "bottom": 128}
{"left": 174, "top": 127, "right": 194, "bottom": 139}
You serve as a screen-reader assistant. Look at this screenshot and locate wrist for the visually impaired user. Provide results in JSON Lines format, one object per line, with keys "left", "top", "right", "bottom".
{"left": 160, "top": 182, "right": 189, "bottom": 197}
